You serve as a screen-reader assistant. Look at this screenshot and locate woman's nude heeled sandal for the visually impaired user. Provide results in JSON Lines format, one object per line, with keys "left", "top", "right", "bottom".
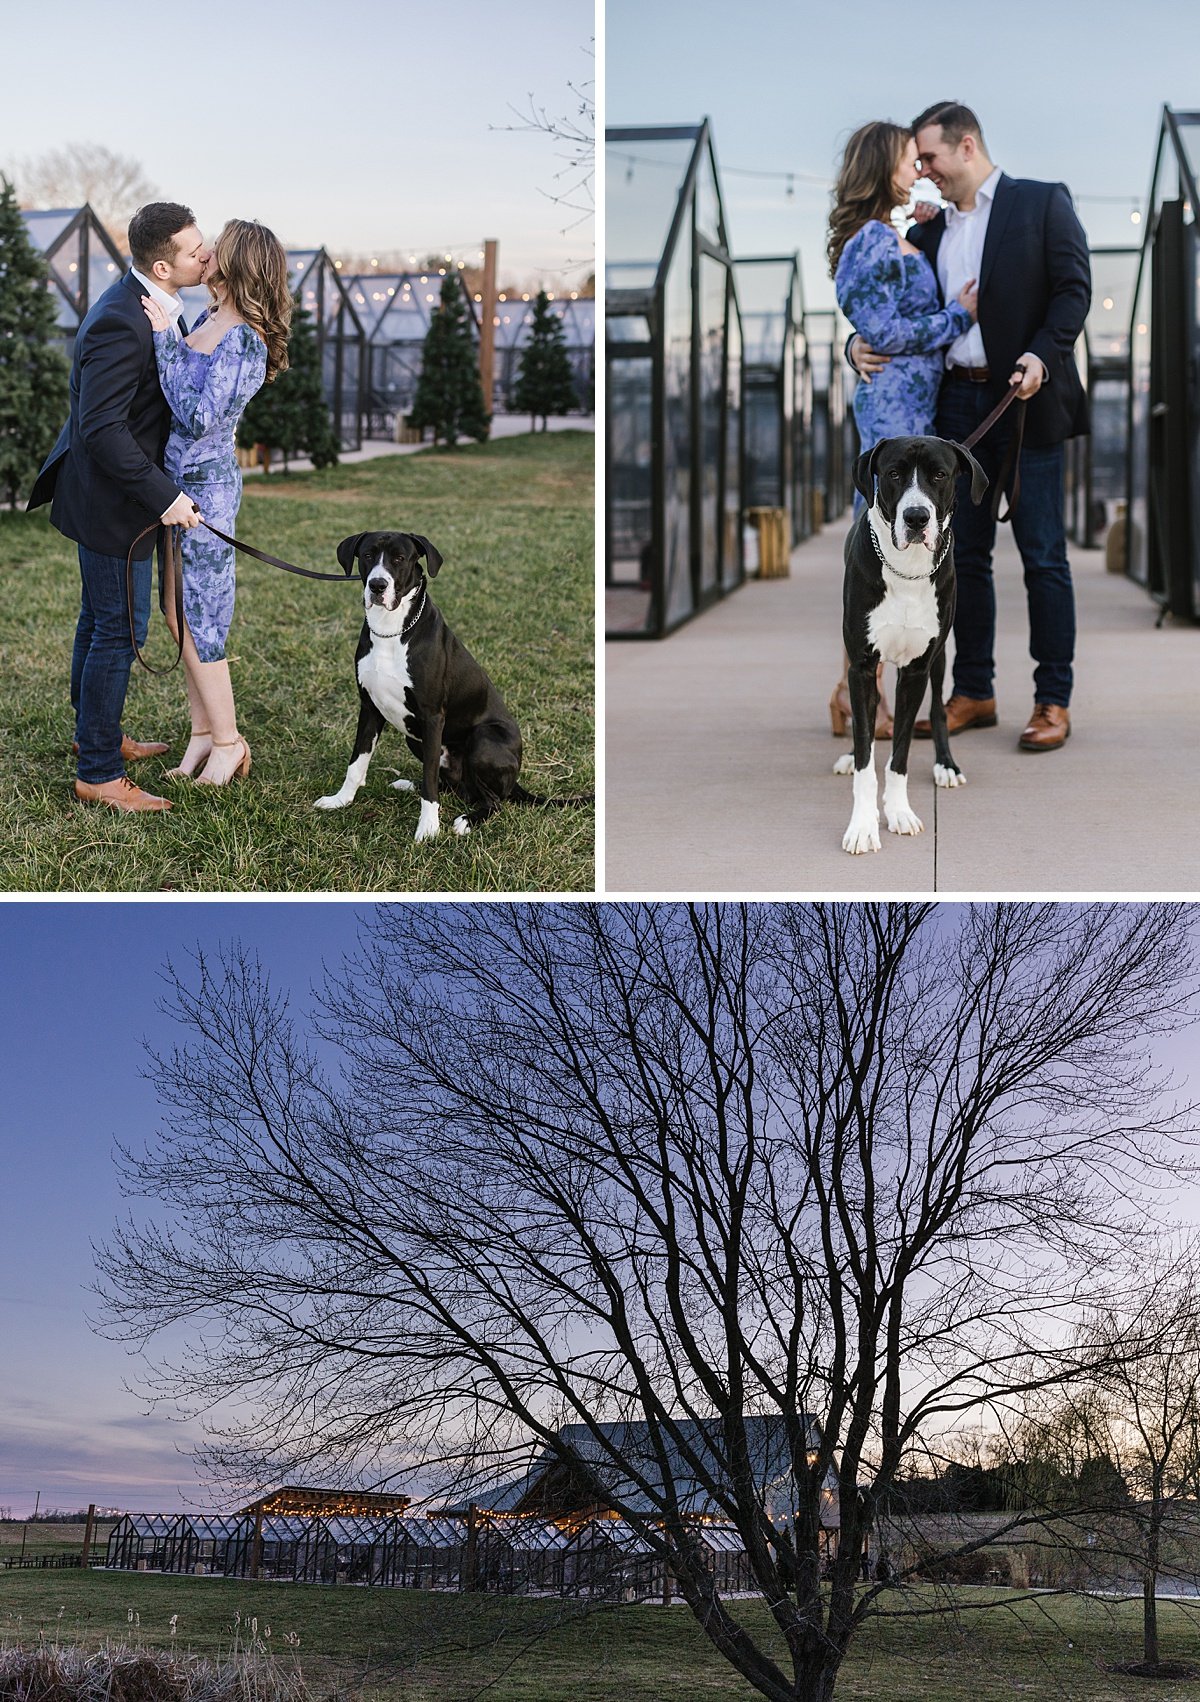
{"left": 165, "top": 729, "right": 213, "bottom": 779}
{"left": 195, "top": 737, "right": 252, "bottom": 786}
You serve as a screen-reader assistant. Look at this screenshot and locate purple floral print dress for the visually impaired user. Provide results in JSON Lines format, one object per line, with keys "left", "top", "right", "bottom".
{"left": 835, "top": 220, "right": 972, "bottom": 509}
{"left": 153, "top": 312, "right": 267, "bottom": 662}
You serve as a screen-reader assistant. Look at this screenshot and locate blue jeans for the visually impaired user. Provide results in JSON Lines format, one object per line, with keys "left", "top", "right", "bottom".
{"left": 71, "top": 546, "right": 151, "bottom": 783}
{"left": 936, "top": 380, "right": 1075, "bottom": 707}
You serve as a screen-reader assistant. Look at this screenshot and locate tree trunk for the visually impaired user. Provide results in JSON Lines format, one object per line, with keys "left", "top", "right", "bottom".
{"left": 1144, "top": 1500, "right": 1161, "bottom": 1667}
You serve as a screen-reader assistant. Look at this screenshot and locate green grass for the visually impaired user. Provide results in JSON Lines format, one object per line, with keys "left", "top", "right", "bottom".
{"left": 0, "top": 1521, "right": 114, "bottom": 1557}
{"left": 0, "top": 432, "right": 594, "bottom": 892}
{"left": 5, "top": 1568, "right": 1200, "bottom": 1700}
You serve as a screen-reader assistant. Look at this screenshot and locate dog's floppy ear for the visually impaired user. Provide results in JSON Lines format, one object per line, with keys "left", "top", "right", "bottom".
{"left": 953, "top": 443, "right": 989, "bottom": 507}
{"left": 853, "top": 442, "right": 884, "bottom": 503}
{"left": 337, "top": 532, "right": 367, "bottom": 573}
{"left": 411, "top": 534, "right": 443, "bottom": 578}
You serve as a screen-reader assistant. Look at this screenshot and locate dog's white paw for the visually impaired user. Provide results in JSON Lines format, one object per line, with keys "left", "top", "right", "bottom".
{"left": 313, "top": 793, "right": 348, "bottom": 811}
{"left": 391, "top": 776, "right": 415, "bottom": 793}
{"left": 413, "top": 798, "right": 440, "bottom": 842}
{"left": 832, "top": 753, "right": 855, "bottom": 776}
{"left": 452, "top": 815, "right": 471, "bottom": 836}
{"left": 933, "top": 763, "right": 966, "bottom": 788}
{"left": 842, "top": 814, "right": 881, "bottom": 855}
{"left": 886, "top": 804, "right": 924, "bottom": 836}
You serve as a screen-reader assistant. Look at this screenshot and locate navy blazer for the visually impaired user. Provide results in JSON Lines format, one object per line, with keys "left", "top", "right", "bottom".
{"left": 29, "top": 271, "right": 183, "bottom": 559}
{"left": 906, "top": 174, "right": 1091, "bottom": 448}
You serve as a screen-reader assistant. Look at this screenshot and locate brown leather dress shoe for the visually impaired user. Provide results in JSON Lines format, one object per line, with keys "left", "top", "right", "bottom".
{"left": 74, "top": 776, "right": 172, "bottom": 812}
{"left": 913, "top": 695, "right": 999, "bottom": 739}
{"left": 72, "top": 734, "right": 170, "bottom": 762}
{"left": 1018, "top": 703, "right": 1070, "bottom": 752}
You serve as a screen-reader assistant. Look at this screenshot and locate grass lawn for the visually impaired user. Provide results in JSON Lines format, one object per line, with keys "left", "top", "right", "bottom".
{"left": 5, "top": 1567, "right": 1200, "bottom": 1700}
{"left": 0, "top": 432, "right": 593, "bottom": 893}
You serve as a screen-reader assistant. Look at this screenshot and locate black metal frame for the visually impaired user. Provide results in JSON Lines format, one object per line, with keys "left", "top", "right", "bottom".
{"left": 735, "top": 253, "right": 813, "bottom": 548}
{"left": 1126, "top": 106, "right": 1200, "bottom": 619}
{"left": 288, "top": 249, "right": 368, "bottom": 454}
{"left": 1065, "top": 246, "right": 1140, "bottom": 550}
{"left": 606, "top": 121, "right": 744, "bottom": 639}
{"left": 22, "top": 204, "right": 126, "bottom": 361}
{"left": 804, "top": 308, "right": 853, "bottom": 524}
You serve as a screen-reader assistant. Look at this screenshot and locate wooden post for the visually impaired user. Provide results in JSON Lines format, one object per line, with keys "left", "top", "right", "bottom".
{"left": 81, "top": 1504, "right": 96, "bottom": 1568}
{"left": 479, "top": 240, "right": 498, "bottom": 415}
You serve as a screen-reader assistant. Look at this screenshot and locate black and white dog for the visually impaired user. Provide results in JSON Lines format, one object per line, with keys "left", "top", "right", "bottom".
{"left": 837, "top": 436, "right": 987, "bottom": 854}
{"left": 315, "top": 531, "right": 565, "bottom": 840}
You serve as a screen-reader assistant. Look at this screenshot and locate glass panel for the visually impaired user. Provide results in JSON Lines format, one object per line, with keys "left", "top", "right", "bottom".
{"left": 1088, "top": 248, "right": 1139, "bottom": 361}
{"left": 22, "top": 208, "right": 78, "bottom": 251}
{"left": 695, "top": 141, "right": 722, "bottom": 249}
{"left": 662, "top": 216, "right": 694, "bottom": 629}
{"left": 1127, "top": 253, "right": 1151, "bottom": 585}
{"left": 744, "top": 380, "right": 780, "bottom": 507}
{"left": 1174, "top": 113, "right": 1200, "bottom": 190}
{"left": 698, "top": 252, "right": 726, "bottom": 599}
{"left": 606, "top": 132, "right": 698, "bottom": 279}
{"left": 606, "top": 354, "right": 654, "bottom": 633}
{"left": 723, "top": 283, "right": 742, "bottom": 591}
{"left": 606, "top": 312, "right": 650, "bottom": 345}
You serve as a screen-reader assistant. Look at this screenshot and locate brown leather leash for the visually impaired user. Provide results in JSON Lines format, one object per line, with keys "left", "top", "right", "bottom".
{"left": 126, "top": 510, "right": 356, "bottom": 674}
{"left": 958, "top": 369, "right": 1029, "bottom": 524}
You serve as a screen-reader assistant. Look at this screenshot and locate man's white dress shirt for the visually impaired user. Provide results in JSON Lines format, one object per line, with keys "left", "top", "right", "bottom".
{"left": 131, "top": 267, "right": 186, "bottom": 339}
{"left": 936, "top": 164, "right": 1002, "bottom": 370}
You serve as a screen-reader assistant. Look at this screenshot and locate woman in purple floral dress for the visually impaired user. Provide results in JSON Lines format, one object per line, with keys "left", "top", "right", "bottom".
{"left": 141, "top": 220, "right": 291, "bottom": 785}
{"left": 826, "top": 122, "right": 978, "bottom": 738}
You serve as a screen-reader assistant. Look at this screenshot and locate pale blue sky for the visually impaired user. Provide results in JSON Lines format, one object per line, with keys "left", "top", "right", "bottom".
{"left": 606, "top": 0, "right": 1200, "bottom": 309}
{"left": 1, "top": 0, "right": 594, "bottom": 285}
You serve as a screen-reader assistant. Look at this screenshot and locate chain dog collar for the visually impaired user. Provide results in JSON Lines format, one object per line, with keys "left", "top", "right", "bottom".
{"left": 869, "top": 519, "right": 952, "bottom": 581}
{"left": 367, "top": 579, "right": 428, "bottom": 639}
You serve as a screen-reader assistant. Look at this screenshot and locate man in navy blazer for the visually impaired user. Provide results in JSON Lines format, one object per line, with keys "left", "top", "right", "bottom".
{"left": 851, "top": 102, "right": 1091, "bottom": 752}
{"left": 29, "top": 202, "right": 209, "bottom": 810}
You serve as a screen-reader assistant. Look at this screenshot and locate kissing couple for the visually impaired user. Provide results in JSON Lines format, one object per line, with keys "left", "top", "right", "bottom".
{"left": 31, "top": 201, "right": 294, "bottom": 810}
{"left": 827, "top": 100, "right": 1091, "bottom": 755}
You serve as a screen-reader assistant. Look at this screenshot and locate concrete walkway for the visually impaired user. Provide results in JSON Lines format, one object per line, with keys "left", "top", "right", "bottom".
{"left": 605, "top": 516, "right": 1200, "bottom": 894}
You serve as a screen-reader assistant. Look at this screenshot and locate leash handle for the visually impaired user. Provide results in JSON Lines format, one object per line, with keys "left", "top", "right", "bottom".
{"left": 959, "top": 368, "right": 1029, "bottom": 524}
{"left": 125, "top": 506, "right": 357, "bottom": 673}
{"left": 127, "top": 522, "right": 185, "bottom": 675}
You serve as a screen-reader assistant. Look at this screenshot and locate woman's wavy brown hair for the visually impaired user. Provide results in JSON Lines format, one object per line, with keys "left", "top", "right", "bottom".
{"left": 206, "top": 219, "right": 292, "bottom": 382}
{"left": 827, "top": 121, "right": 911, "bottom": 279}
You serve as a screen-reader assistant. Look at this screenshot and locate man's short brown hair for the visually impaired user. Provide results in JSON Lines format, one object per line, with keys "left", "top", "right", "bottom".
{"left": 128, "top": 202, "right": 196, "bottom": 272}
{"left": 911, "top": 101, "right": 988, "bottom": 155}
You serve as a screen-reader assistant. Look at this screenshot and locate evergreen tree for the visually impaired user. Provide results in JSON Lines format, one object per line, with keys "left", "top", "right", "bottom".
{"left": 0, "top": 176, "right": 70, "bottom": 509}
{"left": 236, "top": 292, "right": 339, "bottom": 473}
{"left": 410, "top": 275, "right": 490, "bottom": 447}
{"left": 512, "top": 290, "right": 578, "bottom": 430}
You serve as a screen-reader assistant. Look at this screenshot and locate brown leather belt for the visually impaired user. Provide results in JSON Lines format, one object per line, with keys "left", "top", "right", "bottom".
{"left": 948, "top": 365, "right": 991, "bottom": 383}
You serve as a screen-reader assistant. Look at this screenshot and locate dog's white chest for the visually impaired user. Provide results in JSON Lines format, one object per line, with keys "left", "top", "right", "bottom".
{"left": 358, "top": 638, "right": 415, "bottom": 731}
{"left": 867, "top": 579, "right": 940, "bottom": 667}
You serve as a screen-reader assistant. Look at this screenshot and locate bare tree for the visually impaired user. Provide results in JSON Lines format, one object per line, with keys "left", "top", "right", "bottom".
{"left": 14, "top": 143, "right": 157, "bottom": 248}
{"left": 1013, "top": 1251, "right": 1200, "bottom": 1674}
{"left": 493, "top": 45, "right": 594, "bottom": 248}
{"left": 96, "top": 904, "right": 1199, "bottom": 1702}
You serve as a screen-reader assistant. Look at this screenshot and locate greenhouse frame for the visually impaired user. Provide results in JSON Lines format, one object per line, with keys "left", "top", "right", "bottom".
{"left": 735, "top": 254, "right": 813, "bottom": 548}
{"left": 1127, "top": 105, "right": 1200, "bottom": 619}
{"left": 1064, "top": 246, "right": 1139, "bottom": 550}
{"left": 606, "top": 120, "right": 744, "bottom": 639}
{"left": 287, "top": 248, "right": 368, "bottom": 452}
{"left": 22, "top": 205, "right": 126, "bottom": 359}
{"left": 804, "top": 308, "right": 855, "bottom": 527}
{"left": 103, "top": 1509, "right": 756, "bottom": 1601}
{"left": 346, "top": 269, "right": 476, "bottom": 439}
{"left": 490, "top": 295, "right": 596, "bottom": 413}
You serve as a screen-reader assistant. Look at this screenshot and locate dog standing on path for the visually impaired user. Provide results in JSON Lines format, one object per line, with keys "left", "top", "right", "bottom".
{"left": 837, "top": 436, "right": 987, "bottom": 854}
{"left": 315, "top": 530, "right": 587, "bottom": 841}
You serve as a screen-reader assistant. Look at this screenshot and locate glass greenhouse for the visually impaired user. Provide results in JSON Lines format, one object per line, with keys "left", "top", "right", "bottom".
{"left": 1064, "top": 246, "right": 1139, "bottom": 549}
{"left": 804, "top": 308, "right": 855, "bottom": 526}
{"left": 491, "top": 294, "right": 595, "bottom": 413}
{"left": 1127, "top": 105, "right": 1200, "bottom": 618}
{"left": 22, "top": 206, "right": 126, "bottom": 359}
{"left": 735, "top": 254, "right": 813, "bottom": 547}
{"left": 104, "top": 1509, "right": 755, "bottom": 1600}
{"left": 606, "top": 121, "right": 744, "bottom": 638}
{"left": 287, "top": 249, "right": 367, "bottom": 452}
{"left": 346, "top": 269, "right": 473, "bottom": 439}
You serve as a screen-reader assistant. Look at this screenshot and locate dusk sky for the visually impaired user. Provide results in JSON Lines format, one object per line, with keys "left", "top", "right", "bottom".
{"left": 0, "top": 902, "right": 374, "bottom": 1519}
{"left": 607, "top": 0, "right": 1200, "bottom": 310}
{"left": 1, "top": 0, "right": 594, "bottom": 286}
